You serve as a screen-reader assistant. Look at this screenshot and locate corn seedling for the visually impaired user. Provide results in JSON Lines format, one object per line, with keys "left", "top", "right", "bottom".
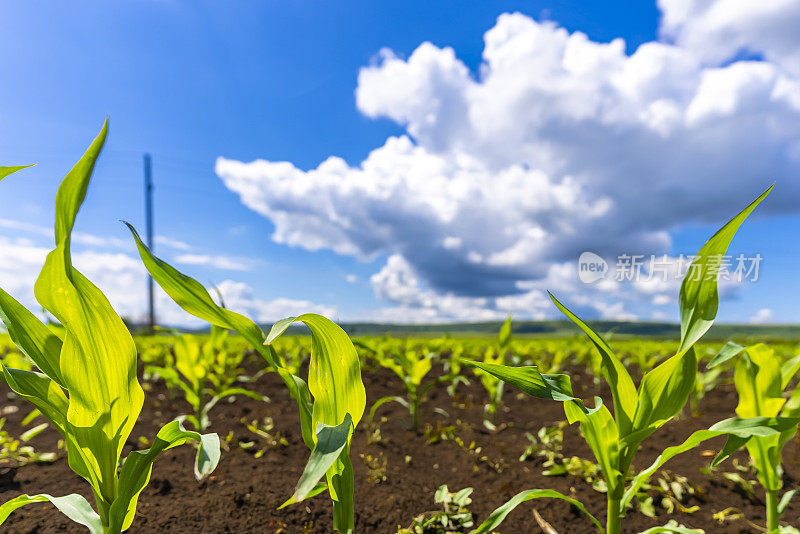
{"left": 473, "top": 316, "right": 511, "bottom": 430}
{"left": 466, "top": 187, "right": 800, "bottom": 534}
{"left": 634, "top": 471, "right": 703, "bottom": 518}
{"left": 368, "top": 345, "right": 438, "bottom": 432}
{"left": 0, "top": 122, "right": 220, "bottom": 533}
{"left": 0, "top": 417, "right": 56, "bottom": 467}
{"left": 397, "top": 485, "right": 475, "bottom": 534}
{"left": 439, "top": 337, "right": 470, "bottom": 397}
{"left": 125, "top": 217, "right": 365, "bottom": 533}
{"left": 519, "top": 422, "right": 566, "bottom": 463}
{"left": 707, "top": 342, "right": 800, "bottom": 533}
{"left": 146, "top": 327, "right": 266, "bottom": 431}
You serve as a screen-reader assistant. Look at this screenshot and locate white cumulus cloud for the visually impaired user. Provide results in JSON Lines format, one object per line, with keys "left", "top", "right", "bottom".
{"left": 216, "top": 2, "right": 800, "bottom": 321}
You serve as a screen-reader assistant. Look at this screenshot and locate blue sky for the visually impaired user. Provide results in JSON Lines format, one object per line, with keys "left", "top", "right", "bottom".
{"left": 1, "top": 0, "right": 798, "bottom": 325}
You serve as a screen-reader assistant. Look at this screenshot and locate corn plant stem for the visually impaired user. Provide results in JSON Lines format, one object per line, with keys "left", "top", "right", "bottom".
{"left": 606, "top": 495, "right": 621, "bottom": 534}
{"left": 766, "top": 488, "right": 779, "bottom": 533}
{"left": 410, "top": 393, "right": 420, "bottom": 432}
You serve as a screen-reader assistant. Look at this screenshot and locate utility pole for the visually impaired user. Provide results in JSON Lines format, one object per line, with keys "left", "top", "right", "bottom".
{"left": 144, "top": 153, "right": 155, "bottom": 333}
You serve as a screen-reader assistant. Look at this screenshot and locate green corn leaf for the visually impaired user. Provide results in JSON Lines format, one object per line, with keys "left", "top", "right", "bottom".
{"left": 564, "top": 397, "right": 623, "bottom": 496}
{"left": 34, "top": 118, "right": 145, "bottom": 504}
{"left": 498, "top": 315, "right": 512, "bottom": 349}
{"left": 124, "top": 222, "right": 273, "bottom": 366}
{"left": 0, "top": 287, "right": 65, "bottom": 387}
{"left": 679, "top": 186, "right": 772, "bottom": 352}
{"left": 734, "top": 344, "right": 784, "bottom": 419}
{"left": 463, "top": 360, "right": 575, "bottom": 401}
{"left": 0, "top": 493, "right": 102, "bottom": 533}
{"left": 0, "top": 366, "right": 68, "bottom": 436}
{"left": 21, "top": 422, "right": 50, "bottom": 442}
{"left": 410, "top": 356, "right": 432, "bottom": 386}
{"left": 0, "top": 164, "right": 34, "bottom": 182}
{"left": 707, "top": 341, "right": 745, "bottom": 369}
{"left": 125, "top": 223, "right": 320, "bottom": 445}
{"left": 622, "top": 416, "right": 800, "bottom": 509}
{"left": 781, "top": 354, "right": 800, "bottom": 390}
{"left": 108, "top": 419, "right": 220, "bottom": 532}
{"left": 281, "top": 414, "right": 353, "bottom": 508}
{"left": 266, "top": 315, "right": 366, "bottom": 431}
{"left": 732, "top": 344, "right": 792, "bottom": 492}
{"left": 468, "top": 488, "right": 602, "bottom": 534}
{"left": 209, "top": 387, "right": 268, "bottom": 404}
{"left": 549, "top": 292, "right": 637, "bottom": 436}
{"left": 630, "top": 347, "right": 698, "bottom": 444}
{"left": 778, "top": 489, "right": 798, "bottom": 515}
{"left": 1, "top": 367, "right": 98, "bottom": 507}
{"left": 630, "top": 188, "right": 770, "bottom": 448}
{"left": 368, "top": 395, "right": 410, "bottom": 423}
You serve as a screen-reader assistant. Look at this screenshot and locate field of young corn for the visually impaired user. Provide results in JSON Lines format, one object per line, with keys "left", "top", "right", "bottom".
{"left": 1, "top": 121, "right": 800, "bottom": 534}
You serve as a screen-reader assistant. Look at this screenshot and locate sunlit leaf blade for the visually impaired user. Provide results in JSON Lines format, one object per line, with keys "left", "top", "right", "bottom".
{"left": 780, "top": 354, "right": 800, "bottom": 390}
{"left": 778, "top": 489, "right": 797, "bottom": 515}
{"left": 0, "top": 287, "right": 65, "bottom": 387}
{"left": 564, "top": 398, "right": 623, "bottom": 495}
{"left": 679, "top": 186, "right": 772, "bottom": 352}
{"left": 0, "top": 366, "right": 68, "bottom": 436}
{"left": 463, "top": 360, "right": 575, "bottom": 401}
{"left": 0, "top": 493, "right": 102, "bottom": 533}
{"left": 367, "top": 395, "right": 410, "bottom": 422}
{"left": 728, "top": 344, "right": 792, "bottom": 495}
{"left": 631, "top": 347, "right": 698, "bottom": 443}
{"left": 734, "top": 344, "right": 784, "bottom": 419}
{"left": 126, "top": 220, "right": 320, "bottom": 446}
{"left": 281, "top": 414, "right": 352, "bottom": 507}
{"left": 498, "top": 315, "right": 512, "bottom": 349}
{"left": 266, "top": 314, "right": 366, "bottom": 430}
{"left": 707, "top": 341, "right": 745, "bottom": 369}
{"left": 0, "top": 164, "right": 34, "bottom": 182}
{"left": 549, "top": 292, "right": 637, "bottom": 435}
{"left": 124, "top": 222, "right": 271, "bottom": 364}
{"left": 710, "top": 416, "right": 800, "bottom": 438}
{"left": 33, "top": 118, "right": 145, "bottom": 503}
{"left": 468, "top": 489, "right": 602, "bottom": 534}
{"left": 108, "top": 420, "right": 221, "bottom": 532}
{"left": 622, "top": 416, "right": 800, "bottom": 508}
{"left": 630, "top": 188, "right": 770, "bottom": 449}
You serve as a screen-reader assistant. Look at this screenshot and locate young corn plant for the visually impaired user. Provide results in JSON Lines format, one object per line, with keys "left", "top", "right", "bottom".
{"left": 368, "top": 344, "right": 438, "bottom": 432}
{"left": 707, "top": 342, "right": 800, "bottom": 533}
{"left": 124, "top": 219, "right": 365, "bottom": 533}
{"left": 0, "top": 121, "right": 220, "bottom": 534}
{"left": 0, "top": 417, "right": 57, "bottom": 467}
{"left": 397, "top": 485, "right": 475, "bottom": 534}
{"left": 473, "top": 316, "right": 512, "bottom": 430}
{"left": 467, "top": 187, "right": 800, "bottom": 534}
{"left": 441, "top": 338, "right": 470, "bottom": 397}
{"left": 146, "top": 326, "right": 266, "bottom": 432}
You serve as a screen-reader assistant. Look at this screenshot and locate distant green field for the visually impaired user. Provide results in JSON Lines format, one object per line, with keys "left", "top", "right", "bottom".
{"left": 334, "top": 320, "right": 800, "bottom": 342}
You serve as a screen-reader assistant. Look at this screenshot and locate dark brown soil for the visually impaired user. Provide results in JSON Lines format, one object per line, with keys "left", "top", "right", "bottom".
{"left": 1, "top": 361, "right": 798, "bottom": 533}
